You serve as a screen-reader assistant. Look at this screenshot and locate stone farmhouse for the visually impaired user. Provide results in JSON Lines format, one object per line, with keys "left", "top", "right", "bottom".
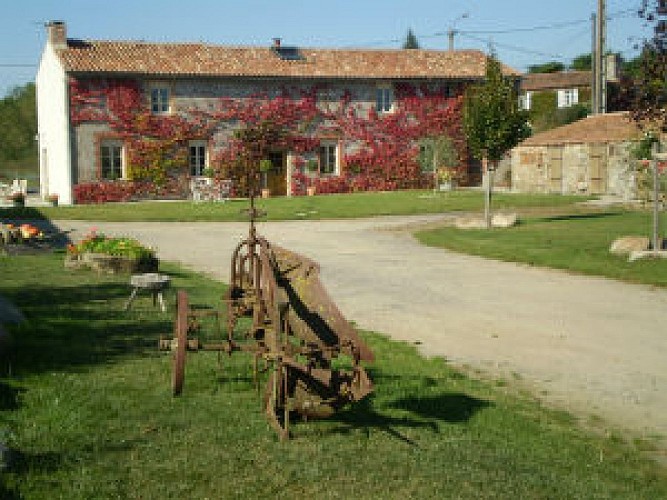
{"left": 36, "top": 21, "right": 519, "bottom": 204}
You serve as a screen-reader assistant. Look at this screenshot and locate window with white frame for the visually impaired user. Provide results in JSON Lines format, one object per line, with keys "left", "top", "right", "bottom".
{"left": 519, "top": 91, "right": 532, "bottom": 110}
{"left": 376, "top": 85, "right": 394, "bottom": 113}
{"left": 318, "top": 142, "right": 338, "bottom": 176}
{"left": 150, "top": 86, "right": 170, "bottom": 114}
{"left": 557, "top": 88, "right": 579, "bottom": 108}
{"left": 189, "top": 141, "right": 207, "bottom": 176}
{"left": 100, "top": 140, "right": 124, "bottom": 180}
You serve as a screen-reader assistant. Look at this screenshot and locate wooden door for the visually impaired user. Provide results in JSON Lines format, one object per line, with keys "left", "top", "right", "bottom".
{"left": 588, "top": 144, "right": 607, "bottom": 194}
{"left": 547, "top": 146, "right": 563, "bottom": 193}
{"left": 266, "top": 151, "right": 286, "bottom": 196}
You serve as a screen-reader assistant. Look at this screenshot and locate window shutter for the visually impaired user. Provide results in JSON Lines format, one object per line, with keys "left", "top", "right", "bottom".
{"left": 557, "top": 90, "right": 565, "bottom": 108}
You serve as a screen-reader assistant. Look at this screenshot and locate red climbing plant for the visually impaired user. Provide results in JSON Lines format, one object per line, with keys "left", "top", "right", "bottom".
{"left": 69, "top": 77, "right": 467, "bottom": 201}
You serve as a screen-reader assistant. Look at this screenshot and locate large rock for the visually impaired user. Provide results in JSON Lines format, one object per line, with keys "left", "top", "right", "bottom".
{"left": 454, "top": 213, "right": 518, "bottom": 230}
{"left": 609, "top": 236, "right": 650, "bottom": 256}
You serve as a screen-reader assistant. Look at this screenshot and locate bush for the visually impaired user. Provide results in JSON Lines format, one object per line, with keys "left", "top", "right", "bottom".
{"left": 73, "top": 179, "right": 188, "bottom": 204}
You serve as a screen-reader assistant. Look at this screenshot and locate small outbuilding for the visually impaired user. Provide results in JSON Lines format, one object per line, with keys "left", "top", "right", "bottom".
{"left": 511, "top": 112, "right": 643, "bottom": 199}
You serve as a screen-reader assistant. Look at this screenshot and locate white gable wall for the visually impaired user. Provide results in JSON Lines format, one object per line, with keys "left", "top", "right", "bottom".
{"left": 36, "top": 43, "right": 72, "bottom": 204}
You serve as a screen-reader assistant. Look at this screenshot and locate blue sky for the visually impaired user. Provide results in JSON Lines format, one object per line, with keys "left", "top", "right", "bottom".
{"left": 0, "top": 0, "right": 652, "bottom": 97}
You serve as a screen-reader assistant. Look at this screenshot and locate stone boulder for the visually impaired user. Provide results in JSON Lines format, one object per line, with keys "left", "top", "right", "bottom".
{"left": 609, "top": 236, "right": 650, "bottom": 256}
{"left": 454, "top": 213, "right": 518, "bottom": 230}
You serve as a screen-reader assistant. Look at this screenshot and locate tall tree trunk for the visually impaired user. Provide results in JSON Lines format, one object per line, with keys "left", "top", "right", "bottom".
{"left": 483, "top": 157, "right": 493, "bottom": 229}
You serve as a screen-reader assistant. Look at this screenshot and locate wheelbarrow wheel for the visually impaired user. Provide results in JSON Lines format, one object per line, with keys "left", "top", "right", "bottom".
{"left": 172, "top": 290, "right": 189, "bottom": 396}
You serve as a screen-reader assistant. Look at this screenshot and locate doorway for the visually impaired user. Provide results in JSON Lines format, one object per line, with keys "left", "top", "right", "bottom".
{"left": 265, "top": 151, "right": 287, "bottom": 196}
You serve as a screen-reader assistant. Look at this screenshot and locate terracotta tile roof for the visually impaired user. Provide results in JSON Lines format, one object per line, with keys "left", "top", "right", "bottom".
{"left": 57, "top": 40, "right": 519, "bottom": 80}
{"left": 519, "top": 112, "right": 641, "bottom": 146}
{"left": 520, "top": 71, "right": 592, "bottom": 92}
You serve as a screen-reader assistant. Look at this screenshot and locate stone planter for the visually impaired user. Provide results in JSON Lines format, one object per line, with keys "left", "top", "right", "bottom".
{"left": 65, "top": 252, "right": 159, "bottom": 274}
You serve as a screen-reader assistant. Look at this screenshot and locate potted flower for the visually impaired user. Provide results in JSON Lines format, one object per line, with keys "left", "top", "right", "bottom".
{"left": 305, "top": 159, "right": 319, "bottom": 196}
{"left": 8, "top": 191, "right": 25, "bottom": 207}
{"left": 47, "top": 193, "right": 59, "bottom": 207}
{"left": 259, "top": 159, "right": 272, "bottom": 198}
{"left": 306, "top": 159, "right": 319, "bottom": 175}
{"left": 437, "top": 168, "right": 455, "bottom": 191}
{"left": 201, "top": 167, "right": 215, "bottom": 186}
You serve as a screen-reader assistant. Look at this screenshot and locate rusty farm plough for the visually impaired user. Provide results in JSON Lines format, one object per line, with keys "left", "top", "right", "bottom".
{"left": 163, "top": 198, "right": 374, "bottom": 439}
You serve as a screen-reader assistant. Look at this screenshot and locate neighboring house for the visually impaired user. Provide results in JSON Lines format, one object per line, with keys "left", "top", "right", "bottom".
{"left": 519, "top": 70, "right": 592, "bottom": 112}
{"left": 36, "top": 21, "right": 519, "bottom": 204}
{"left": 511, "top": 112, "right": 642, "bottom": 198}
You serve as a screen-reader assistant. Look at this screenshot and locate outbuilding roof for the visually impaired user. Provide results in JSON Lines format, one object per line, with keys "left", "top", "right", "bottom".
{"left": 519, "top": 112, "right": 641, "bottom": 146}
{"left": 520, "top": 71, "right": 591, "bottom": 92}
{"left": 56, "top": 39, "right": 519, "bottom": 80}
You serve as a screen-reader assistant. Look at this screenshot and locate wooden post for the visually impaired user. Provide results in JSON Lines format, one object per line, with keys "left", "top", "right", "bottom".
{"left": 652, "top": 148, "right": 666, "bottom": 251}
{"left": 654, "top": 158, "right": 660, "bottom": 251}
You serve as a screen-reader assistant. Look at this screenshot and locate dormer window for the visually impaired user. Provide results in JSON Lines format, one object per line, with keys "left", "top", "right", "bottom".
{"left": 376, "top": 85, "right": 394, "bottom": 114}
{"left": 150, "top": 86, "right": 170, "bottom": 114}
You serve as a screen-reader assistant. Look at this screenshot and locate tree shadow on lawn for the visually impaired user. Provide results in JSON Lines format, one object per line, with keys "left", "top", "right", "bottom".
{"left": 0, "top": 381, "right": 24, "bottom": 410}
{"left": 0, "top": 448, "right": 62, "bottom": 500}
{"left": 2, "top": 282, "right": 172, "bottom": 377}
{"left": 534, "top": 211, "right": 625, "bottom": 224}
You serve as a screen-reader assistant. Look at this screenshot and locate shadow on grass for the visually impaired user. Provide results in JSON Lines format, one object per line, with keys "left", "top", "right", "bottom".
{"left": 536, "top": 211, "right": 625, "bottom": 223}
{"left": 3, "top": 449, "right": 61, "bottom": 475}
{"left": 2, "top": 282, "right": 171, "bottom": 377}
{"left": 0, "top": 382, "right": 24, "bottom": 410}
{"left": 389, "top": 393, "right": 493, "bottom": 423}
{"left": 326, "top": 389, "right": 492, "bottom": 445}
{"left": 327, "top": 397, "right": 437, "bottom": 445}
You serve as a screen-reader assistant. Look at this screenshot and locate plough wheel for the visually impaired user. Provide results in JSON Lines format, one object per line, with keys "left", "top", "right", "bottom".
{"left": 172, "top": 290, "right": 189, "bottom": 396}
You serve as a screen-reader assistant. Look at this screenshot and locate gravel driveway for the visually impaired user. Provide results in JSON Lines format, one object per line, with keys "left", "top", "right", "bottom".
{"left": 56, "top": 215, "right": 667, "bottom": 447}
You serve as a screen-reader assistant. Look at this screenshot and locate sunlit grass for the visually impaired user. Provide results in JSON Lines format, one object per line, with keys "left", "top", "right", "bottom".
{"left": 1, "top": 251, "right": 665, "bottom": 498}
{"left": 416, "top": 209, "right": 667, "bottom": 287}
{"left": 3, "top": 190, "right": 587, "bottom": 222}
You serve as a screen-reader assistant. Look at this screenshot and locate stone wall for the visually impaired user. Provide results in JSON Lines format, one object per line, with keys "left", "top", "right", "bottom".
{"left": 511, "top": 141, "right": 636, "bottom": 198}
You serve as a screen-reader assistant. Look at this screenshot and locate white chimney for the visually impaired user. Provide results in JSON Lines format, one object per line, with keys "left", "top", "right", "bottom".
{"left": 46, "top": 20, "right": 67, "bottom": 49}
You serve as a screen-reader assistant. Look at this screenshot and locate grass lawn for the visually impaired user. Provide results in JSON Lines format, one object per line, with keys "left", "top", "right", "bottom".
{"left": 3, "top": 190, "right": 587, "bottom": 222}
{"left": 416, "top": 209, "right": 667, "bottom": 288}
{"left": 1, "top": 251, "right": 666, "bottom": 498}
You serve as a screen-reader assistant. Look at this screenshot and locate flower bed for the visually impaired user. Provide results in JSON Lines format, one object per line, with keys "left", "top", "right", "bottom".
{"left": 65, "top": 231, "right": 158, "bottom": 274}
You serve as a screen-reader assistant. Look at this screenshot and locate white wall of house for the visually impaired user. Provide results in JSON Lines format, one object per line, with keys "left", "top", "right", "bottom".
{"left": 36, "top": 41, "right": 72, "bottom": 204}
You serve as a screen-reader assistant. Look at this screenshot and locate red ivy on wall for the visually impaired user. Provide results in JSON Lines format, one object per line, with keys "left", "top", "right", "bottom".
{"left": 70, "top": 78, "right": 466, "bottom": 200}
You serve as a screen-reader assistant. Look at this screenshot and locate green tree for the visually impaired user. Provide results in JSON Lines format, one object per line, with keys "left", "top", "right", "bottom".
{"left": 625, "top": 2, "right": 667, "bottom": 132}
{"left": 463, "top": 54, "right": 530, "bottom": 227}
{"left": 0, "top": 83, "right": 37, "bottom": 185}
{"left": 527, "top": 61, "right": 564, "bottom": 74}
{"left": 621, "top": 54, "right": 643, "bottom": 79}
{"left": 570, "top": 53, "right": 592, "bottom": 71}
{"left": 0, "top": 83, "right": 37, "bottom": 161}
{"left": 402, "top": 29, "right": 420, "bottom": 50}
